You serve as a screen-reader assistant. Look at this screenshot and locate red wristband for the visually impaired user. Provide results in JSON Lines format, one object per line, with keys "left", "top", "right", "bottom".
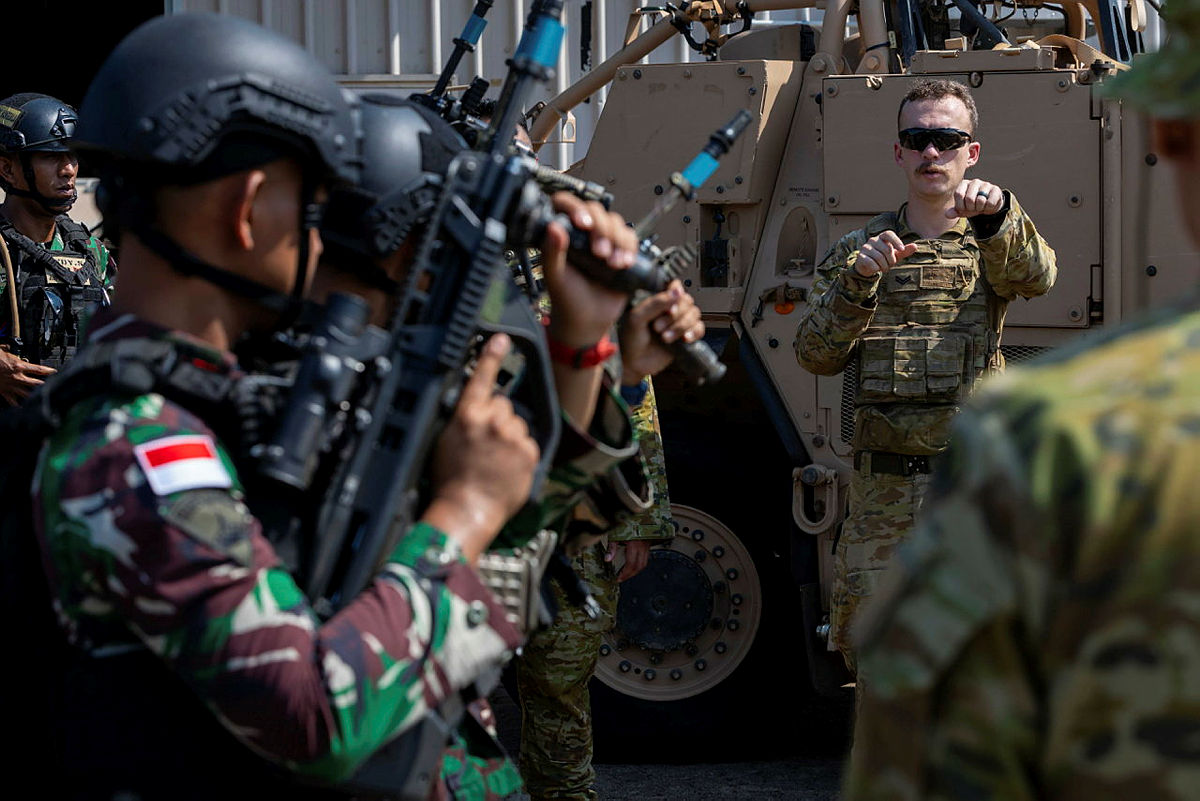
{"left": 542, "top": 317, "right": 617, "bottom": 368}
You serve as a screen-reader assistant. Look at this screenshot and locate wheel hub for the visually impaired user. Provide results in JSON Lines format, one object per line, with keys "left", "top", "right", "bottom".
{"left": 595, "top": 504, "right": 762, "bottom": 702}
{"left": 618, "top": 550, "right": 713, "bottom": 652}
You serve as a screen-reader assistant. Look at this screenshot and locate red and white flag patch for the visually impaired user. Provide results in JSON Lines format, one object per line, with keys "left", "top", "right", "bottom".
{"left": 133, "top": 434, "right": 232, "bottom": 496}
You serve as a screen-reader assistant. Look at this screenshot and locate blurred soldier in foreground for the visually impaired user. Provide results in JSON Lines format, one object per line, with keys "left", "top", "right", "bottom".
{"left": 794, "top": 79, "right": 1057, "bottom": 675}
{"left": 3, "top": 13, "right": 634, "bottom": 800}
{"left": 845, "top": 6, "right": 1200, "bottom": 798}
{"left": 0, "top": 93, "right": 112, "bottom": 404}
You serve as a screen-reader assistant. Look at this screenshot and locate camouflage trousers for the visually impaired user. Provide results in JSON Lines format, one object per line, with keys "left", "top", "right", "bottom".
{"left": 829, "top": 460, "right": 932, "bottom": 676}
{"left": 515, "top": 543, "right": 619, "bottom": 801}
{"left": 515, "top": 384, "right": 672, "bottom": 800}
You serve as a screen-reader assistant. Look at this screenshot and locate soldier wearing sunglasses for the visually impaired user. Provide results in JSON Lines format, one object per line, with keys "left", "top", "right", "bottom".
{"left": 794, "top": 78, "right": 1057, "bottom": 684}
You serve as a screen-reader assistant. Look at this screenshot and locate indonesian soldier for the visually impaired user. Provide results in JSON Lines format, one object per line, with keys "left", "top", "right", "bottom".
{"left": 846, "top": 5, "right": 1200, "bottom": 799}
{"left": 8, "top": 14, "right": 637, "bottom": 800}
{"left": 794, "top": 79, "right": 1057, "bottom": 675}
{"left": 0, "top": 93, "right": 112, "bottom": 405}
{"left": 310, "top": 93, "right": 696, "bottom": 799}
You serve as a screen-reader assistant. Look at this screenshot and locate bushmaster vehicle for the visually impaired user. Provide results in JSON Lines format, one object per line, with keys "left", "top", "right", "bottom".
{"left": 519, "top": 0, "right": 1194, "bottom": 751}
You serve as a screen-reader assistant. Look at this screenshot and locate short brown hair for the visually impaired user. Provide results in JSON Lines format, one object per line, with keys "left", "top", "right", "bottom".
{"left": 897, "top": 79, "right": 979, "bottom": 138}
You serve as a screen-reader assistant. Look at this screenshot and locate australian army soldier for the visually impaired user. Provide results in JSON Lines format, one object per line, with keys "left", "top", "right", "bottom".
{"left": 4, "top": 13, "right": 622, "bottom": 800}
{"left": 0, "top": 92, "right": 112, "bottom": 405}
{"left": 794, "top": 78, "right": 1057, "bottom": 676}
{"left": 846, "top": 4, "right": 1200, "bottom": 798}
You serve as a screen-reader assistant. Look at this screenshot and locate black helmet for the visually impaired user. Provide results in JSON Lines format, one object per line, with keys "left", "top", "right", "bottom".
{"left": 75, "top": 13, "right": 358, "bottom": 186}
{"left": 320, "top": 93, "right": 464, "bottom": 289}
{"left": 0, "top": 94, "right": 77, "bottom": 154}
{"left": 74, "top": 13, "right": 362, "bottom": 327}
{"left": 0, "top": 93, "right": 80, "bottom": 214}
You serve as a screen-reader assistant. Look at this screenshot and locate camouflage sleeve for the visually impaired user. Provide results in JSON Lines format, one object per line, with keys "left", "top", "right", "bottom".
{"left": 82, "top": 234, "right": 114, "bottom": 289}
{"left": 975, "top": 191, "right": 1057, "bottom": 300}
{"left": 849, "top": 305, "right": 1200, "bottom": 800}
{"left": 35, "top": 394, "right": 522, "bottom": 784}
{"left": 794, "top": 230, "right": 880, "bottom": 376}
{"left": 607, "top": 379, "right": 673, "bottom": 543}
{"left": 500, "top": 375, "right": 639, "bottom": 540}
{"left": 843, "top": 401, "right": 1039, "bottom": 800}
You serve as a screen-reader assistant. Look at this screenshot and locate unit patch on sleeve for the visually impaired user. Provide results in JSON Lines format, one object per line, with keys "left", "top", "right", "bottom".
{"left": 133, "top": 434, "right": 233, "bottom": 496}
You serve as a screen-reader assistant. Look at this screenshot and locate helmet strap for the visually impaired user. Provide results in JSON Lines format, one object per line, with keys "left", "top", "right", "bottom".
{"left": 2, "top": 153, "right": 76, "bottom": 216}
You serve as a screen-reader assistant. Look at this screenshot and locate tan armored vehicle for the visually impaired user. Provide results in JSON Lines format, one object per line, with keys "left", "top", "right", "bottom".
{"left": 525, "top": 0, "right": 1193, "bottom": 752}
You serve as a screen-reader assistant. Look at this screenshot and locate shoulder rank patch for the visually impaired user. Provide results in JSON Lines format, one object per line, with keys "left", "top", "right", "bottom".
{"left": 134, "top": 434, "right": 232, "bottom": 496}
{"left": 160, "top": 489, "right": 255, "bottom": 567}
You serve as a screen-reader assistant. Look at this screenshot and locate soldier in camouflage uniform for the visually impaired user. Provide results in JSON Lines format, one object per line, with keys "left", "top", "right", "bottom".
{"left": 17, "top": 14, "right": 645, "bottom": 801}
{"left": 484, "top": 108, "right": 698, "bottom": 801}
{"left": 313, "top": 93, "right": 668, "bottom": 800}
{"left": 794, "top": 79, "right": 1057, "bottom": 674}
{"left": 845, "top": 11, "right": 1200, "bottom": 798}
{"left": 516, "top": 375, "right": 682, "bottom": 801}
{"left": 0, "top": 93, "right": 113, "bottom": 404}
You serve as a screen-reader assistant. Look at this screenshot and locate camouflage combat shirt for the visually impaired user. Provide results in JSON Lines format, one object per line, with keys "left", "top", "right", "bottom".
{"left": 794, "top": 193, "right": 1056, "bottom": 455}
{"left": 0, "top": 216, "right": 114, "bottom": 342}
{"left": 32, "top": 313, "right": 524, "bottom": 792}
{"left": 845, "top": 297, "right": 1200, "bottom": 800}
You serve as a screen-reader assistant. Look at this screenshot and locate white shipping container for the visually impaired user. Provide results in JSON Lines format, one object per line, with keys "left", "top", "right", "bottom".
{"left": 163, "top": 1, "right": 823, "bottom": 170}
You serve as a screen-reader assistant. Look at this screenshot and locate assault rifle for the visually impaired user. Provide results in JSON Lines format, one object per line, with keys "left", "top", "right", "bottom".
{"left": 256, "top": 0, "right": 746, "bottom": 621}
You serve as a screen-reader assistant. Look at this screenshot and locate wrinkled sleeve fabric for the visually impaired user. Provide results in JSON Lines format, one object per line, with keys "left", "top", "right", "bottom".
{"left": 503, "top": 375, "right": 640, "bottom": 540}
{"left": 794, "top": 230, "right": 880, "bottom": 376}
{"left": 975, "top": 191, "right": 1057, "bottom": 301}
{"left": 34, "top": 393, "right": 522, "bottom": 784}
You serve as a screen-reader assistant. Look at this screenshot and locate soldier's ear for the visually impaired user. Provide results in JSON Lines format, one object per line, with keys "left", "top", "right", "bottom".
{"left": 0, "top": 154, "right": 18, "bottom": 186}
{"left": 228, "top": 168, "right": 268, "bottom": 252}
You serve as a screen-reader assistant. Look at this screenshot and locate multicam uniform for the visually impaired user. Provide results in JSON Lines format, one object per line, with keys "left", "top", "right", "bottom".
{"left": 515, "top": 379, "right": 673, "bottom": 801}
{"left": 29, "top": 310, "right": 640, "bottom": 800}
{"left": 845, "top": 299, "right": 1200, "bottom": 801}
{"left": 794, "top": 193, "right": 1055, "bottom": 671}
{"left": 0, "top": 213, "right": 112, "bottom": 368}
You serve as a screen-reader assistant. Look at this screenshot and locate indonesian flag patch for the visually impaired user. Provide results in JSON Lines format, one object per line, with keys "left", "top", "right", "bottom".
{"left": 133, "top": 434, "right": 233, "bottom": 496}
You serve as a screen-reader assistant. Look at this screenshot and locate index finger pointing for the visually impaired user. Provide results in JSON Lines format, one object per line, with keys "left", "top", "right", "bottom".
{"left": 461, "top": 333, "right": 511, "bottom": 406}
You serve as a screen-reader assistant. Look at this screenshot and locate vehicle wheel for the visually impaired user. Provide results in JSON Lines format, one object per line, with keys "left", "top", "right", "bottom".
{"left": 590, "top": 501, "right": 799, "bottom": 762}
{"left": 593, "top": 504, "right": 762, "bottom": 704}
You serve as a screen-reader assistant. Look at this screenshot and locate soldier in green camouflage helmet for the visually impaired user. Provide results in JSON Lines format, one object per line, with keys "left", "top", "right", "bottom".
{"left": 845, "top": 8, "right": 1200, "bottom": 798}
{"left": 794, "top": 78, "right": 1057, "bottom": 677}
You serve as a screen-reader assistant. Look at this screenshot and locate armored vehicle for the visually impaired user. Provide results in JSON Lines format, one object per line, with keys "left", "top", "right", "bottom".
{"left": 523, "top": 0, "right": 1192, "bottom": 752}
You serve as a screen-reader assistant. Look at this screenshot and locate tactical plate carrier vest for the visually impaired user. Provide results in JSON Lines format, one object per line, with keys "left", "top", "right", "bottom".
{"left": 0, "top": 215, "right": 108, "bottom": 369}
{"left": 854, "top": 212, "right": 1000, "bottom": 409}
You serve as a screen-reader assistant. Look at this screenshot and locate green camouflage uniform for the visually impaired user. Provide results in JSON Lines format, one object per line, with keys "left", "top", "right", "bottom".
{"left": 515, "top": 380, "right": 673, "bottom": 801}
{"left": 846, "top": 298, "right": 1200, "bottom": 801}
{"left": 794, "top": 196, "right": 1056, "bottom": 672}
{"left": 26, "top": 306, "right": 645, "bottom": 800}
{"left": 0, "top": 215, "right": 114, "bottom": 368}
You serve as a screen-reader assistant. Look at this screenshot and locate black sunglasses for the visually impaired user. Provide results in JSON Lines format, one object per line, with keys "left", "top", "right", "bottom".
{"left": 898, "top": 127, "right": 973, "bottom": 152}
